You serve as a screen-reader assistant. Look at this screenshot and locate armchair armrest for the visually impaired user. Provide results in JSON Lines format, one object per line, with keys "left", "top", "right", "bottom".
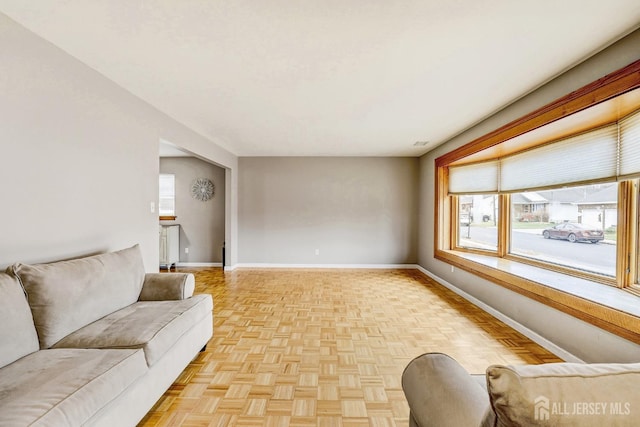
{"left": 402, "top": 353, "right": 492, "bottom": 427}
{"left": 139, "top": 273, "right": 195, "bottom": 301}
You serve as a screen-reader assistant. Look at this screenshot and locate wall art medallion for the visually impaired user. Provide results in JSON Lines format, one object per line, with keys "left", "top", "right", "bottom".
{"left": 191, "top": 178, "right": 215, "bottom": 201}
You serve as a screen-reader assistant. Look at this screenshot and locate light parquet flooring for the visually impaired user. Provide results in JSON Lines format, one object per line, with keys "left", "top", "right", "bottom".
{"left": 138, "top": 268, "right": 562, "bottom": 427}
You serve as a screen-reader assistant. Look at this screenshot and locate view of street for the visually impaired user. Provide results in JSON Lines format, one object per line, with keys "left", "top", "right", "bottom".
{"left": 460, "top": 225, "right": 616, "bottom": 276}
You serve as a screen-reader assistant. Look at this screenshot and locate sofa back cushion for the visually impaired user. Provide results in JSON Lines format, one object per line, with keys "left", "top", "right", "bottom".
{"left": 485, "top": 362, "right": 640, "bottom": 426}
{"left": 11, "top": 245, "right": 145, "bottom": 348}
{"left": 0, "top": 272, "right": 40, "bottom": 367}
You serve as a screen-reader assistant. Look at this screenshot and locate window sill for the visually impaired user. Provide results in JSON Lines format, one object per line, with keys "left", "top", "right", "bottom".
{"left": 435, "top": 249, "right": 640, "bottom": 344}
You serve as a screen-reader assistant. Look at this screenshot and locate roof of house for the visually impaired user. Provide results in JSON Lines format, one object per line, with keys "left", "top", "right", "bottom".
{"left": 512, "top": 184, "right": 618, "bottom": 205}
{"left": 578, "top": 184, "right": 618, "bottom": 205}
{"left": 511, "top": 192, "right": 546, "bottom": 205}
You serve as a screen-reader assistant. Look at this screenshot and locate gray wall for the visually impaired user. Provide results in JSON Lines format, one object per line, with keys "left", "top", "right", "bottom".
{"left": 160, "top": 157, "right": 226, "bottom": 263}
{"left": 0, "top": 13, "right": 237, "bottom": 271}
{"left": 239, "top": 157, "right": 419, "bottom": 265}
{"left": 418, "top": 29, "right": 640, "bottom": 362}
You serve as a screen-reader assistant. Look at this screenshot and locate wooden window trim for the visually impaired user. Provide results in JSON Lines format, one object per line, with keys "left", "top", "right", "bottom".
{"left": 617, "top": 181, "right": 638, "bottom": 288}
{"left": 436, "top": 59, "right": 640, "bottom": 168}
{"left": 159, "top": 216, "right": 177, "bottom": 221}
{"left": 435, "top": 250, "right": 640, "bottom": 344}
{"left": 434, "top": 60, "right": 640, "bottom": 344}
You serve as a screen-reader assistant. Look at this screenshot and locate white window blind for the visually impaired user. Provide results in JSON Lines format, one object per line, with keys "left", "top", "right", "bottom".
{"left": 619, "top": 109, "right": 640, "bottom": 179}
{"left": 447, "top": 108, "right": 640, "bottom": 195}
{"left": 449, "top": 160, "right": 499, "bottom": 194}
{"left": 159, "top": 174, "right": 175, "bottom": 216}
{"left": 500, "top": 125, "right": 618, "bottom": 192}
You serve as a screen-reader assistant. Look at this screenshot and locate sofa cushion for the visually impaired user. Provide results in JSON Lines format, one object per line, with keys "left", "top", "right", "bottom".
{"left": 11, "top": 245, "right": 146, "bottom": 348}
{"left": 53, "top": 294, "right": 213, "bottom": 366}
{"left": 485, "top": 362, "right": 640, "bottom": 426}
{"left": 402, "top": 353, "right": 492, "bottom": 427}
{"left": 139, "top": 272, "right": 196, "bottom": 300}
{"left": 0, "top": 272, "right": 39, "bottom": 368}
{"left": 0, "top": 348, "right": 146, "bottom": 427}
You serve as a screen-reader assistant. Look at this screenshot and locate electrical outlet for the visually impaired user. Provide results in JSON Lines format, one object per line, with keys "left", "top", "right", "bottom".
{"left": 451, "top": 265, "right": 455, "bottom": 273}
{"left": 185, "top": 248, "right": 189, "bottom": 254}
{"left": 315, "top": 249, "right": 320, "bottom": 256}
{"left": 150, "top": 202, "right": 155, "bottom": 213}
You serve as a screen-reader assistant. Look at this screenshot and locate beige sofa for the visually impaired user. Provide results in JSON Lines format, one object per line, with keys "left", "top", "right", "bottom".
{"left": 402, "top": 352, "right": 639, "bottom": 427}
{"left": 0, "top": 245, "right": 213, "bottom": 426}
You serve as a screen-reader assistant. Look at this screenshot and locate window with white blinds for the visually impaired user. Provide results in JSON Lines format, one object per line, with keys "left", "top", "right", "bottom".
{"left": 501, "top": 125, "right": 618, "bottom": 192}
{"left": 448, "top": 111, "right": 639, "bottom": 194}
{"left": 436, "top": 63, "right": 640, "bottom": 343}
{"left": 449, "top": 160, "right": 499, "bottom": 194}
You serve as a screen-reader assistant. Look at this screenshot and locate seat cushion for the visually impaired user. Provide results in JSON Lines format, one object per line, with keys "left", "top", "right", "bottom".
{"left": 0, "top": 348, "right": 146, "bottom": 427}
{"left": 11, "top": 245, "right": 146, "bottom": 348}
{"left": 485, "top": 362, "right": 640, "bottom": 426}
{"left": 0, "top": 272, "right": 39, "bottom": 368}
{"left": 54, "top": 294, "right": 213, "bottom": 366}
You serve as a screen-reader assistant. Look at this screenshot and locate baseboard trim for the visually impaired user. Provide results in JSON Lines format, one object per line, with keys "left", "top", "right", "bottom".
{"left": 176, "top": 262, "right": 223, "bottom": 268}
{"left": 415, "top": 265, "right": 584, "bottom": 363}
{"left": 231, "top": 263, "right": 420, "bottom": 270}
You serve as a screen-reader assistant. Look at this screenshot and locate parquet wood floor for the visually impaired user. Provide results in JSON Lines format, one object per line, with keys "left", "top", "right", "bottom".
{"left": 138, "top": 268, "right": 562, "bottom": 427}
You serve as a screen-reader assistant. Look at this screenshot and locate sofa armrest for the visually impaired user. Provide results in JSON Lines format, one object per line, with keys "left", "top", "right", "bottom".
{"left": 139, "top": 273, "right": 195, "bottom": 301}
{"left": 402, "top": 353, "right": 492, "bottom": 427}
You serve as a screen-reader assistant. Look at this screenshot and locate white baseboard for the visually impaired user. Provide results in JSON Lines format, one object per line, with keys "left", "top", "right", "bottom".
{"left": 415, "top": 265, "right": 584, "bottom": 363}
{"left": 231, "top": 263, "right": 420, "bottom": 270}
{"left": 176, "top": 262, "right": 223, "bottom": 268}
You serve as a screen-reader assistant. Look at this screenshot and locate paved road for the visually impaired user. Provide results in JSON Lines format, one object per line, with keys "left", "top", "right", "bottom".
{"left": 460, "top": 226, "right": 616, "bottom": 276}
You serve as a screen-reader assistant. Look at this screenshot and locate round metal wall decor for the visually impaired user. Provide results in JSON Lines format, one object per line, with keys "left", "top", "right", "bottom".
{"left": 191, "top": 178, "right": 215, "bottom": 202}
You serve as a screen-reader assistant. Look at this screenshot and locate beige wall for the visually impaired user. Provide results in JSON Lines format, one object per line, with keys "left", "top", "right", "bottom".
{"left": 418, "top": 29, "right": 640, "bottom": 362}
{"left": 0, "top": 13, "right": 237, "bottom": 271}
{"left": 239, "top": 157, "right": 419, "bottom": 265}
{"left": 160, "top": 157, "right": 226, "bottom": 264}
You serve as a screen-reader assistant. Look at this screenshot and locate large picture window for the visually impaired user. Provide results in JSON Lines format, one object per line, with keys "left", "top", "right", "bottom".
{"left": 434, "top": 60, "right": 640, "bottom": 343}
{"left": 510, "top": 183, "right": 617, "bottom": 278}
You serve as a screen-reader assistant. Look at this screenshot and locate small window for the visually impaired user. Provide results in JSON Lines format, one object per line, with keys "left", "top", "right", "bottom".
{"left": 457, "top": 194, "right": 499, "bottom": 251}
{"left": 159, "top": 174, "right": 176, "bottom": 217}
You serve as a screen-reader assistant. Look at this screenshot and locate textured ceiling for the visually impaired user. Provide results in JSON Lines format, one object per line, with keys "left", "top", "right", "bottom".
{"left": 2, "top": 1, "right": 639, "bottom": 157}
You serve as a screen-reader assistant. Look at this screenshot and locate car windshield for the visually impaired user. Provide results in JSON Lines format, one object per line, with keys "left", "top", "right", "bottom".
{"left": 574, "top": 223, "right": 600, "bottom": 230}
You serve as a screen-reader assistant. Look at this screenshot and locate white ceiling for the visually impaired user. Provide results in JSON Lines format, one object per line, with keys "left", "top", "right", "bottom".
{"left": 2, "top": 1, "right": 639, "bottom": 157}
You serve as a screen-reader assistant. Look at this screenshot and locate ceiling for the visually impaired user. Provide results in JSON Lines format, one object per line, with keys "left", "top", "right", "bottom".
{"left": 2, "top": 1, "right": 640, "bottom": 157}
